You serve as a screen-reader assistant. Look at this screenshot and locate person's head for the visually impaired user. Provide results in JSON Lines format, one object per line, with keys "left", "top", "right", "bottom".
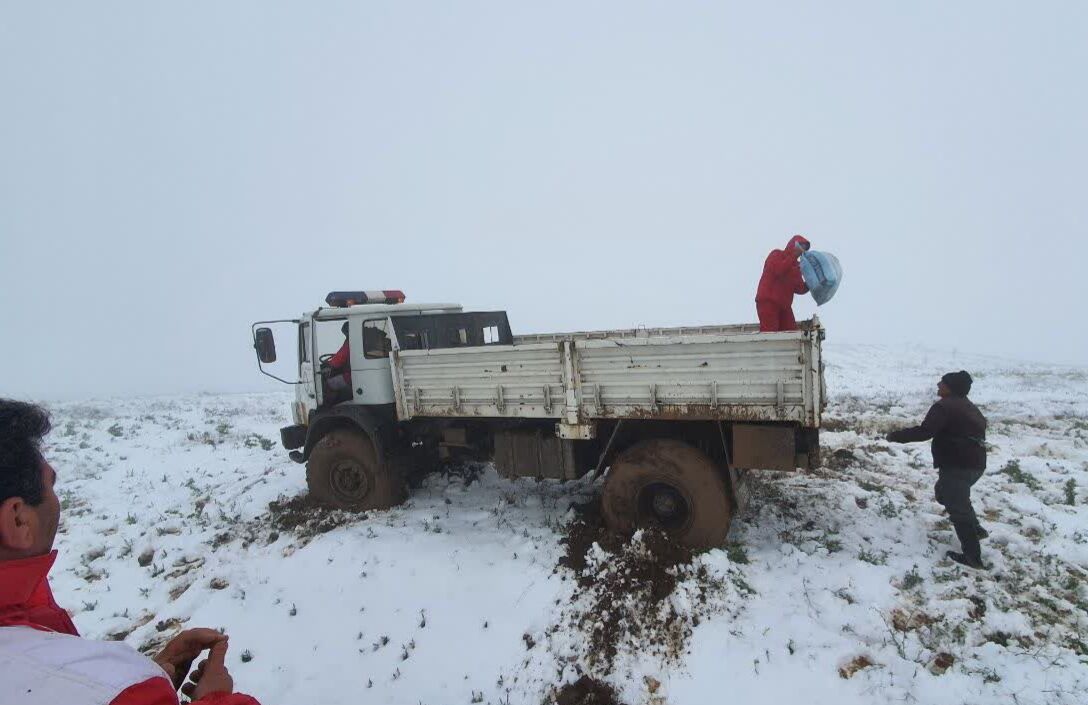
{"left": 938, "top": 371, "right": 973, "bottom": 398}
{"left": 787, "top": 234, "right": 811, "bottom": 252}
{"left": 0, "top": 400, "right": 60, "bottom": 561}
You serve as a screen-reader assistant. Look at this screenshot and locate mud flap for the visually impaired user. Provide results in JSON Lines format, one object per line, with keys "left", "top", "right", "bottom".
{"left": 732, "top": 424, "right": 797, "bottom": 471}
{"left": 280, "top": 424, "right": 307, "bottom": 450}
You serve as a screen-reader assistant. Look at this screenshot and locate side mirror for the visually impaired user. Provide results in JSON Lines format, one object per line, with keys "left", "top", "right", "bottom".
{"left": 254, "top": 328, "right": 277, "bottom": 364}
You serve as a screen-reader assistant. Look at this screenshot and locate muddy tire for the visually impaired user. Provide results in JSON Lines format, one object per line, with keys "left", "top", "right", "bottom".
{"left": 306, "top": 429, "right": 405, "bottom": 510}
{"left": 601, "top": 439, "right": 733, "bottom": 549}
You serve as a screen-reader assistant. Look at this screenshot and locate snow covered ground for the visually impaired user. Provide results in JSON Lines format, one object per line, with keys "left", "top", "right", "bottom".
{"left": 42, "top": 343, "right": 1088, "bottom": 705}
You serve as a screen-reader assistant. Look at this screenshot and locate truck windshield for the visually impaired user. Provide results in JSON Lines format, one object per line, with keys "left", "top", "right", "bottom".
{"left": 314, "top": 319, "right": 348, "bottom": 361}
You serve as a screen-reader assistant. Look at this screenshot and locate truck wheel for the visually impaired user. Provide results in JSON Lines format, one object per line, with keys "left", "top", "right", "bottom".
{"left": 306, "top": 429, "right": 405, "bottom": 510}
{"left": 602, "top": 439, "right": 733, "bottom": 549}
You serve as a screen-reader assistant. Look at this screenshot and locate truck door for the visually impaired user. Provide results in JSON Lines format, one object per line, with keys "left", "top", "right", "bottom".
{"left": 298, "top": 321, "right": 318, "bottom": 412}
{"left": 312, "top": 317, "right": 350, "bottom": 407}
{"left": 351, "top": 317, "right": 397, "bottom": 405}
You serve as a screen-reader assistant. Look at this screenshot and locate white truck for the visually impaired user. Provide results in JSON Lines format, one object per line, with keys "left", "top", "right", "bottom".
{"left": 252, "top": 291, "right": 827, "bottom": 547}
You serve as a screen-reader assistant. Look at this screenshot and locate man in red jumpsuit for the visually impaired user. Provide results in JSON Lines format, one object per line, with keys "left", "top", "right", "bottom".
{"left": 755, "top": 234, "right": 811, "bottom": 332}
{"left": 0, "top": 399, "right": 262, "bottom": 705}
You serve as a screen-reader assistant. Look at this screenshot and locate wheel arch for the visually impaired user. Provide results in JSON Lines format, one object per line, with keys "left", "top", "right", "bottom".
{"left": 596, "top": 420, "right": 731, "bottom": 473}
{"left": 301, "top": 406, "right": 387, "bottom": 465}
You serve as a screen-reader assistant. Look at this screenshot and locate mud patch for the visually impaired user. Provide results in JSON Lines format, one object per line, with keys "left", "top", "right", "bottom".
{"left": 548, "top": 675, "right": 627, "bottom": 705}
{"left": 554, "top": 500, "right": 739, "bottom": 675}
{"left": 558, "top": 501, "right": 626, "bottom": 575}
{"left": 825, "top": 447, "right": 859, "bottom": 471}
{"left": 266, "top": 494, "right": 359, "bottom": 534}
{"left": 216, "top": 494, "right": 363, "bottom": 550}
{"left": 839, "top": 654, "right": 877, "bottom": 679}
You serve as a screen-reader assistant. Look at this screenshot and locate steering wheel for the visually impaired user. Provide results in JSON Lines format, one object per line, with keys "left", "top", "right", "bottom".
{"left": 319, "top": 354, "right": 335, "bottom": 364}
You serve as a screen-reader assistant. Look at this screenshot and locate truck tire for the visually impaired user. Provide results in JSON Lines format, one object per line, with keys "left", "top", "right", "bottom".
{"left": 602, "top": 439, "right": 733, "bottom": 549}
{"left": 306, "top": 429, "right": 405, "bottom": 510}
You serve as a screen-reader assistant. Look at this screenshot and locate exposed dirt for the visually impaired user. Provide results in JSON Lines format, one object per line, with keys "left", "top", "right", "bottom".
{"left": 929, "top": 652, "right": 956, "bottom": 675}
{"left": 825, "top": 447, "right": 859, "bottom": 471}
{"left": 838, "top": 655, "right": 876, "bottom": 679}
{"left": 556, "top": 498, "right": 721, "bottom": 673}
{"left": 560, "top": 499, "right": 691, "bottom": 591}
{"left": 213, "top": 494, "right": 363, "bottom": 550}
{"left": 548, "top": 675, "right": 627, "bottom": 705}
{"left": 266, "top": 494, "right": 360, "bottom": 534}
{"left": 558, "top": 500, "right": 625, "bottom": 574}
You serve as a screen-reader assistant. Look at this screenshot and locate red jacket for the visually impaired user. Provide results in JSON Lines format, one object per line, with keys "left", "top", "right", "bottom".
{"left": 328, "top": 340, "right": 352, "bottom": 385}
{"left": 0, "top": 551, "right": 260, "bottom": 705}
{"left": 755, "top": 235, "right": 810, "bottom": 307}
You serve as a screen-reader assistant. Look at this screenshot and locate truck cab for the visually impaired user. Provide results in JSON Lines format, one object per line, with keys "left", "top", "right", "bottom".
{"left": 254, "top": 292, "right": 456, "bottom": 423}
{"left": 252, "top": 290, "right": 514, "bottom": 453}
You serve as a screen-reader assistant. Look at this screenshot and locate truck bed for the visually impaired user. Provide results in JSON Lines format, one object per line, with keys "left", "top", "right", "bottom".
{"left": 390, "top": 319, "right": 824, "bottom": 427}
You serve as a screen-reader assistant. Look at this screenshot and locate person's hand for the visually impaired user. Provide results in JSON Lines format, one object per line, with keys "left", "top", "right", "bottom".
{"left": 184, "top": 639, "right": 235, "bottom": 700}
{"left": 154, "top": 629, "right": 226, "bottom": 691}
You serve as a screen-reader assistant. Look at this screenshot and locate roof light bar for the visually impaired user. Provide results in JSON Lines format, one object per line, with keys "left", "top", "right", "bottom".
{"left": 325, "top": 290, "right": 406, "bottom": 307}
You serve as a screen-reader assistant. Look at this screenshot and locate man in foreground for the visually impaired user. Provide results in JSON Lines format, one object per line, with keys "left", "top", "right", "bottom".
{"left": 886, "top": 371, "right": 989, "bottom": 569}
{"left": 755, "top": 234, "right": 811, "bottom": 332}
{"left": 0, "top": 399, "right": 262, "bottom": 704}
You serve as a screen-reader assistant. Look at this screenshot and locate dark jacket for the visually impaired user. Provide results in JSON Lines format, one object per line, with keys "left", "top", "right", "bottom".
{"left": 887, "top": 396, "right": 987, "bottom": 470}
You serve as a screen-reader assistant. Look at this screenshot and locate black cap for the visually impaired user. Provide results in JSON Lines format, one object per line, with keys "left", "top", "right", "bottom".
{"left": 941, "top": 371, "right": 973, "bottom": 397}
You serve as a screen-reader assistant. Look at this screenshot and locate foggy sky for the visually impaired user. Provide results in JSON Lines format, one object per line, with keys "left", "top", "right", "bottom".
{"left": 2, "top": 2, "right": 1085, "bottom": 401}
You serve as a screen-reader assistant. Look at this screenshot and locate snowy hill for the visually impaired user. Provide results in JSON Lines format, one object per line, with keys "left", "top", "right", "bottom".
{"left": 43, "top": 343, "right": 1088, "bottom": 705}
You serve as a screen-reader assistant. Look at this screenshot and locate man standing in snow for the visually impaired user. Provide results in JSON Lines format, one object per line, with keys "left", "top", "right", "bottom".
{"left": 885, "top": 372, "right": 989, "bottom": 569}
{"left": 755, "top": 235, "right": 811, "bottom": 332}
{"left": 0, "top": 398, "right": 263, "bottom": 705}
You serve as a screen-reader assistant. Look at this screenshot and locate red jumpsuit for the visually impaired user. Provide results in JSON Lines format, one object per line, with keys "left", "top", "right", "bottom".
{"left": 327, "top": 341, "right": 352, "bottom": 387}
{"left": 755, "top": 235, "right": 810, "bottom": 332}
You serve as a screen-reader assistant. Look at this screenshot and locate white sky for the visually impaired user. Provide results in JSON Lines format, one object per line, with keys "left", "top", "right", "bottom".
{"left": 2, "top": 2, "right": 1085, "bottom": 400}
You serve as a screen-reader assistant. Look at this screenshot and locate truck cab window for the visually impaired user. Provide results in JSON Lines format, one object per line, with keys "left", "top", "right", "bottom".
{"left": 447, "top": 327, "right": 468, "bottom": 347}
{"left": 400, "top": 330, "right": 429, "bottom": 351}
{"left": 363, "top": 319, "right": 392, "bottom": 359}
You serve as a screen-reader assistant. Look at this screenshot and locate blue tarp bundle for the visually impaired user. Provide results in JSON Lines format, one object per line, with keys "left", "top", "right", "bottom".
{"left": 800, "top": 250, "right": 843, "bottom": 306}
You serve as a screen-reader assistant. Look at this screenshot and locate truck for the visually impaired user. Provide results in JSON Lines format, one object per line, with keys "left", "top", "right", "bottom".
{"left": 251, "top": 290, "right": 826, "bottom": 548}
